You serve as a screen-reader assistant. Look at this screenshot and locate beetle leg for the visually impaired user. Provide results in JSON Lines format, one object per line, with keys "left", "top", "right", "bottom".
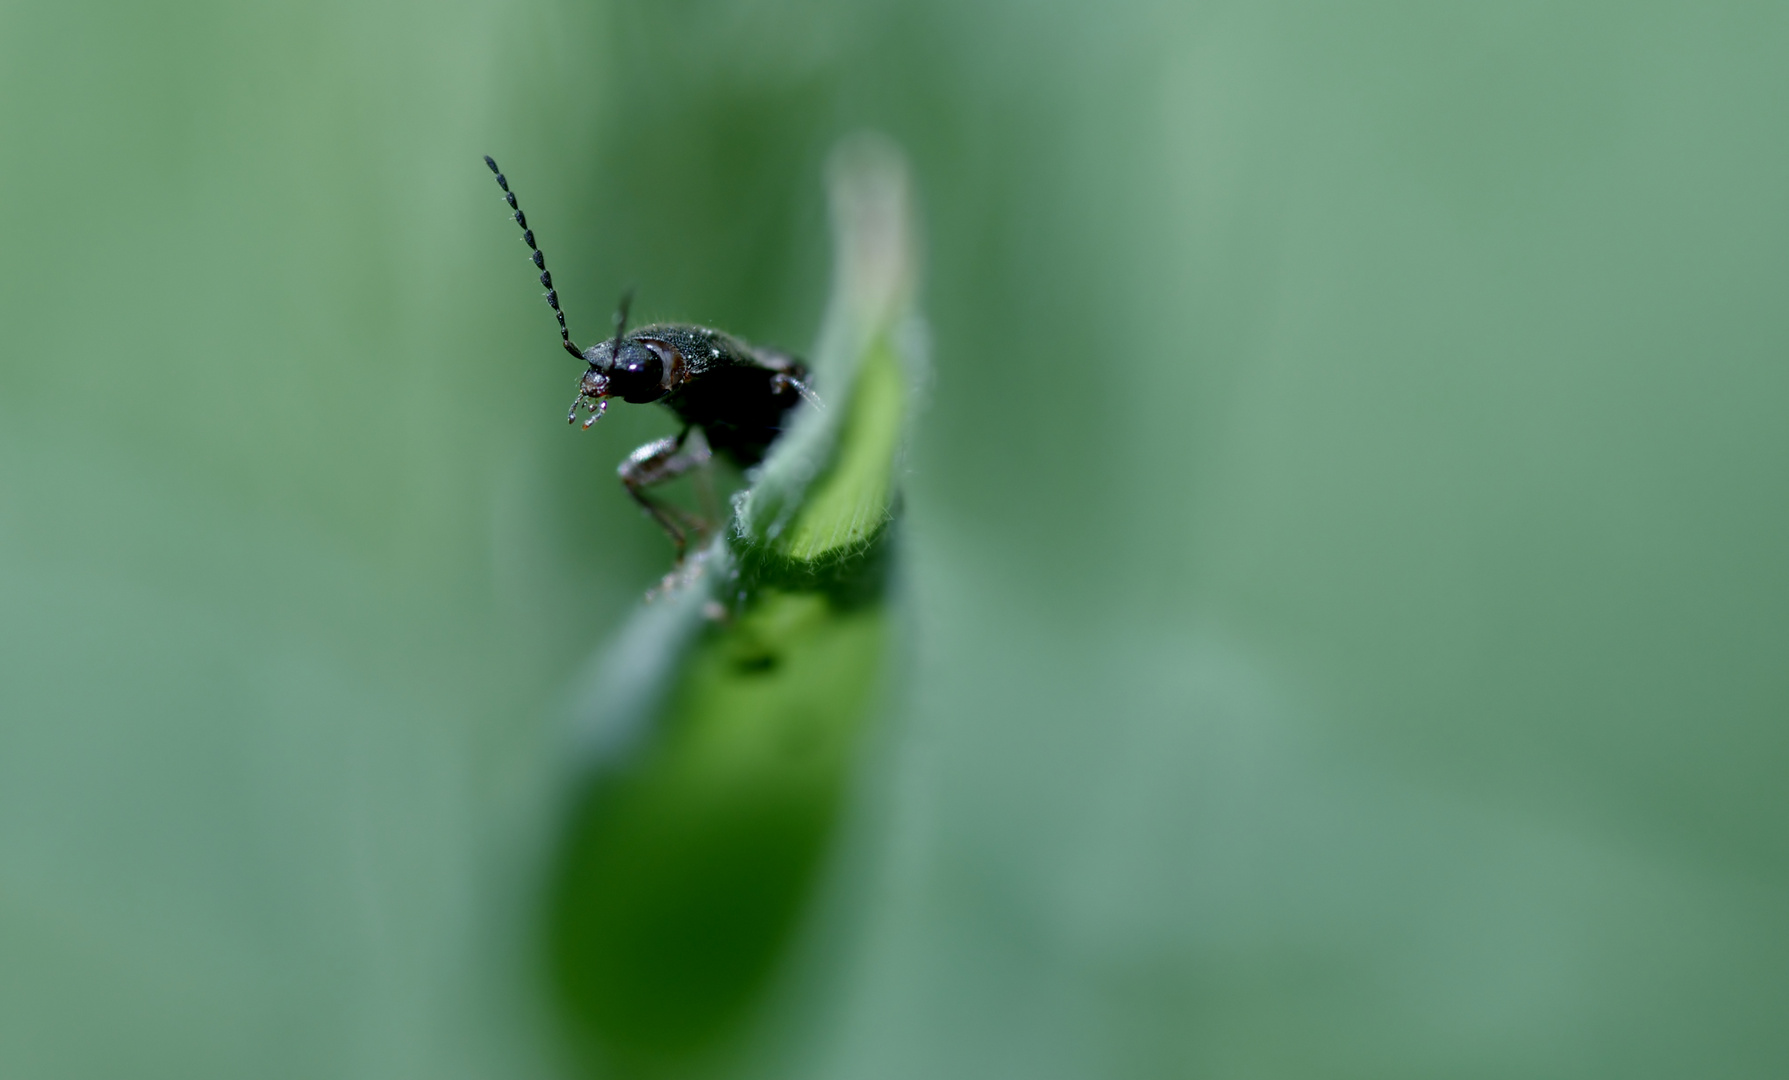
{"left": 770, "top": 372, "right": 824, "bottom": 410}
{"left": 618, "top": 427, "right": 713, "bottom": 560}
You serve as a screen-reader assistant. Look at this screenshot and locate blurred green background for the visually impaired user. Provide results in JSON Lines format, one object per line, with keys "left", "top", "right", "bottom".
{"left": 3, "top": 0, "right": 1787, "bottom": 1077}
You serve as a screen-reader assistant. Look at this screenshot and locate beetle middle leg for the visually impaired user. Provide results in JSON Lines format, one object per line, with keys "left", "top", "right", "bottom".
{"left": 618, "top": 426, "right": 714, "bottom": 560}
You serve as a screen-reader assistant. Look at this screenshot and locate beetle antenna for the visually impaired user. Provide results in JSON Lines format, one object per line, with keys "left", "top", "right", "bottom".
{"left": 484, "top": 155, "right": 584, "bottom": 362}
{"left": 610, "top": 286, "right": 634, "bottom": 356}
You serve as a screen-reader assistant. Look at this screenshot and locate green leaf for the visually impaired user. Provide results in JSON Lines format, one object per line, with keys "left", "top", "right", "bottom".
{"left": 545, "top": 133, "right": 923, "bottom": 1071}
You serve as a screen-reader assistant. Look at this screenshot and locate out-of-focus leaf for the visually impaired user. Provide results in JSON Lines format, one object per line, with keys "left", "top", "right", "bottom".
{"left": 546, "top": 133, "right": 923, "bottom": 1072}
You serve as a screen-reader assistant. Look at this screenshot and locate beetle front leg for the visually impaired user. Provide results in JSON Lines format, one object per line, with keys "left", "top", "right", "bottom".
{"left": 618, "top": 427, "right": 714, "bottom": 560}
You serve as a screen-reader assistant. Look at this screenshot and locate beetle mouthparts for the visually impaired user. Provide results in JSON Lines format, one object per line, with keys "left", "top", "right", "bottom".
{"left": 569, "top": 370, "right": 611, "bottom": 428}
{"left": 569, "top": 391, "right": 609, "bottom": 429}
{"left": 581, "top": 397, "right": 609, "bottom": 429}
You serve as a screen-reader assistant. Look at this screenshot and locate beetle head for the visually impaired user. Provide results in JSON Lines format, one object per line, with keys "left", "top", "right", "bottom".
{"left": 568, "top": 288, "right": 646, "bottom": 428}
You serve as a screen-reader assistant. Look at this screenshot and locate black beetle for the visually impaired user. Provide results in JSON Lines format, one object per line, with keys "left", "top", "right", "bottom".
{"left": 485, "top": 155, "right": 815, "bottom": 557}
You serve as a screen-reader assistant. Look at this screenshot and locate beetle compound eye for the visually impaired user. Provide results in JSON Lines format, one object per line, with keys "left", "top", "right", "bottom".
{"left": 606, "top": 341, "right": 666, "bottom": 404}
{"left": 626, "top": 349, "right": 663, "bottom": 385}
{"left": 642, "top": 341, "right": 677, "bottom": 382}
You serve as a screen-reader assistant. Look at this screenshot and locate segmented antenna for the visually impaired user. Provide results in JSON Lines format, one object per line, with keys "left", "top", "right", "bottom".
{"left": 610, "top": 286, "right": 634, "bottom": 355}
{"left": 484, "top": 155, "right": 583, "bottom": 362}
